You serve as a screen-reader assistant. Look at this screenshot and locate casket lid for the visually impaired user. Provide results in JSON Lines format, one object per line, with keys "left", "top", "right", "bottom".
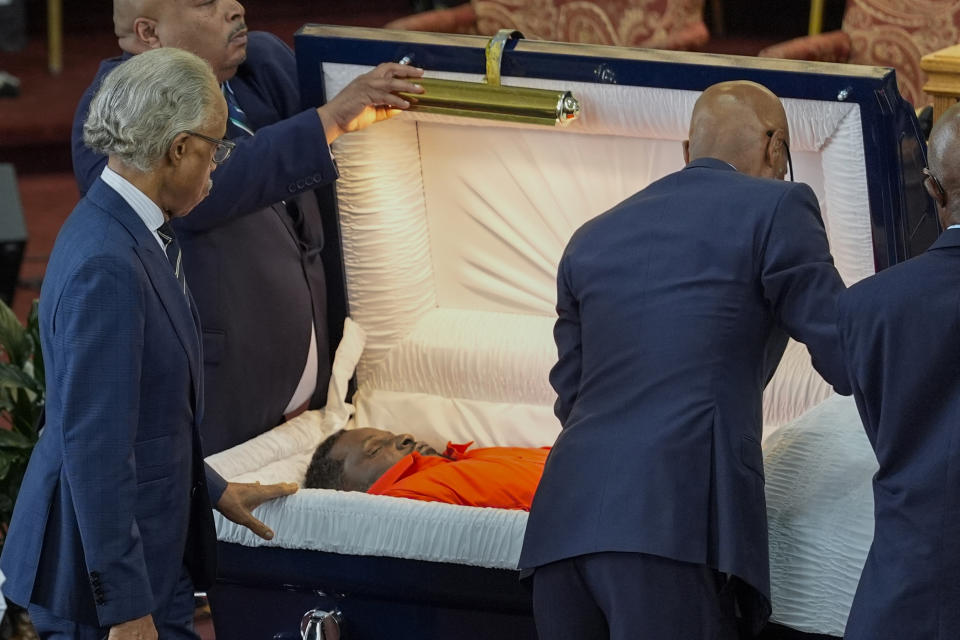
{"left": 296, "top": 25, "right": 936, "bottom": 271}
{"left": 294, "top": 26, "right": 936, "bottom": 446}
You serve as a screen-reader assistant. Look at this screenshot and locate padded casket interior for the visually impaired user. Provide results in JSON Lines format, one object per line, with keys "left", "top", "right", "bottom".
{"left": 324, "top": 63, "right": 876, "bottom": 444}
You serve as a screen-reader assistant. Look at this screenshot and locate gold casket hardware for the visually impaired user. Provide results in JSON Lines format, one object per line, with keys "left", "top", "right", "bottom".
{"left": 398, "top": 29, "right": 581, "bottom": 127}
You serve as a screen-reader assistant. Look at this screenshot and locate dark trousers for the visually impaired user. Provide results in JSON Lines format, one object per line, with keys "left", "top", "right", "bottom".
{"left": 532, "top": 551, "right": 740, "bottom": 640}
{"left": 28, "top": 567, "right": 199, "bottom": 640}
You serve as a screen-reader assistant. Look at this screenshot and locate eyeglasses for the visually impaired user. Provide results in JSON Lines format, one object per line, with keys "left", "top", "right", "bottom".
{"left": 766, "top": 130, "right": 794, "bottom": 182}
{"left": 184, "top": 130, "right": 235, "bottom": 164}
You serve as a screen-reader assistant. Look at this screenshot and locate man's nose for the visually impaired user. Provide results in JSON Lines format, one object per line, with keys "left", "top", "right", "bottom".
{"left": 227, "top": 0, "right": 245, "bottom": 21}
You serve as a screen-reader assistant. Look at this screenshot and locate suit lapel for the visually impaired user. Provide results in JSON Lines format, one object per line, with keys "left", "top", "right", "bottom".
{"left": 86, "top": 179, "right": 203, "bottom": 415}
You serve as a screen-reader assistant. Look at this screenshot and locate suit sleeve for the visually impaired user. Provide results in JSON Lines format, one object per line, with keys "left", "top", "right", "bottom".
{"left": 205, "top": 463, "right": 227, "bottom": 505}
{"left": 549, "top": 251, "right": 583, "bottom": 424}
{"left": 54, "top": 255, "right": 154, "bottom": 626}
{"left": 760, "top": 182, "right": 852, "bottom": 395}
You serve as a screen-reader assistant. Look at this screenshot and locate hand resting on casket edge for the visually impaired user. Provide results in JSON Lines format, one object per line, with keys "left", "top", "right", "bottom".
{"left": 216, "top": 480, "right": 299, "bottom": 540}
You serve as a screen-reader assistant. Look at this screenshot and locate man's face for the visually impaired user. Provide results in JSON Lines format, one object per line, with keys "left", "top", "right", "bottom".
{"left": 330, "top": 428, "right": 440, "bottom": 491}
{"left": 155, "top": 0, "right": 247, "bottom": 83}
{"left": 167, "top": 86, "right": 228, "bottom": 217}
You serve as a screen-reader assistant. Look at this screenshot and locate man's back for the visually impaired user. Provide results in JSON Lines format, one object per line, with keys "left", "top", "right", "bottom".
{"left": 839, "top": 228, "right": 960, "bottom": 639}
{"left": 521, "top": 158, "right": 847, "bottom": 609}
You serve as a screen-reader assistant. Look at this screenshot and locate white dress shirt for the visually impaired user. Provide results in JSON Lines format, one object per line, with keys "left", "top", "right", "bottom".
{"left": 100, "top": 166, "right": 167, "bottom": 251}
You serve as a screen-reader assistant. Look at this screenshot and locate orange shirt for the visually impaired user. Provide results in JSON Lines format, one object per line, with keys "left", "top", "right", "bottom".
{"left": 367, "top": 442, "right": 550, "bottom": 510}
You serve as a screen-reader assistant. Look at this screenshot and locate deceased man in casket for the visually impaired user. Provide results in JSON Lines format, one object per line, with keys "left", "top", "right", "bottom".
{"left": 304, "top": 428, "right": 548, "bottom": 509}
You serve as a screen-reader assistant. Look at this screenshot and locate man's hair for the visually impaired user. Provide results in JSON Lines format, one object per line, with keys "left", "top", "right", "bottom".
{"left": 83, "top": 47, "right": 218, "bottom": 173}
{"left": 304, "top": 430, "right": 347, "bottom": 490}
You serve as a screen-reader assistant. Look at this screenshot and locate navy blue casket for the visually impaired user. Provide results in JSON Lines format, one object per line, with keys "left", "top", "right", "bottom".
{"left": 206, "top": 25, "right": 934, "bottom": 640}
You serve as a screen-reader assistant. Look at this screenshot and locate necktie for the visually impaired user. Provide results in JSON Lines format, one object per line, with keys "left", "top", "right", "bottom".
{"left": 157, "top": 221, "right": 189, "bottom": 304}
{"left": 223, "top": 81, "right": 255, "bottom": 138}
{"left": 223, "top": 82, "right": 305, "bottom": 247}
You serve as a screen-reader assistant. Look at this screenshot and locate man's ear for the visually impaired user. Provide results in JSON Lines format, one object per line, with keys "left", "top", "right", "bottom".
{"left": 168, "top": 132, "right": 190, "bottom": 167}
{"left": 923, "top": 174, "right": 947, "bottom": 209}
{"left": 133, "top": 17, "right": 162, "bottom": 49}
{"left": 682, "top": 139, "right": 690, "bottom": 165}
{"left": 764, "top": 129, "right": 784, "bottom": 168}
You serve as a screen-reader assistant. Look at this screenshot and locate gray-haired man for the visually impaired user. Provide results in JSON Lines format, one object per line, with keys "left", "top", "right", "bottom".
{"left": 1, "top": 47, "right": 296, "bottom": 640}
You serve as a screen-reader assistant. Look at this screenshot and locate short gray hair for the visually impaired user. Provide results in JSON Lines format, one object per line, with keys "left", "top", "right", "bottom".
{"left": 84, "top": 47, "right": 219, "bottom": 173}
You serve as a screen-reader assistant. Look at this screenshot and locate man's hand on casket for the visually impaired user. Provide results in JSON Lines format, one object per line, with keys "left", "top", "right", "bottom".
{"left": 318, "top": 62, "right": 424, "bottom": 145}
{"left": 216, "top": 481, "right": 299, "bottom": 540}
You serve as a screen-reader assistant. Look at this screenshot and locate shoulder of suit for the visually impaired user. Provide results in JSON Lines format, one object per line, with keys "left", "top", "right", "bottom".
{"left": 843, "top": 254, "right": 932, "bottom": 307}
{"left": 50, "top": 210, "right": 144, "bottom": 285}
{"left": 88, "top": 54, "right": 126, "bottom": 94}
{"left": 245, "top": 31, "right": 293, "bottom": 63}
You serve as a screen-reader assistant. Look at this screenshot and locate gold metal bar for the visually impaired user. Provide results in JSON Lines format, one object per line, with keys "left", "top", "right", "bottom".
{"left": 808, "top": 0, "right": 825, "bottom": 36}
{"left": 397, "top": 77, "right": 580, "bottom": 126}
{"left": 47, "top": 0, "right": 63, "bottom": 75}
{"left": 485, "top": 29, "right": 521, "bottom": 87}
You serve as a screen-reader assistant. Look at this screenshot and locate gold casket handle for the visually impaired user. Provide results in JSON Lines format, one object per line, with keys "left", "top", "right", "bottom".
{"left": 485, "top": 29, "right": 524, "bottom": 87}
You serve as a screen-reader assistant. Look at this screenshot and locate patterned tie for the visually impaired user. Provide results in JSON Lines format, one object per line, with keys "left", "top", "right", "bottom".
{"left": 157, "top": 221, "right": 189, "bottom": 304}
{"left": 223, "top": 81, "right": 255, "bottom": 138}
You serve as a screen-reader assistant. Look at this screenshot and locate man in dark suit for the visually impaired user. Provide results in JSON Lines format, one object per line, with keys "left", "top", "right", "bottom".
{"left": 838, "top": 104, "right": 960, "bottom": 640}
{"left": 72, "top": 0, "right": 424, "bottom": 454}
{"left": 519, "top": 81, "right": 851, "bottom": 639}
{"left": 1, "top": 48, "right": 296, "bottom": 640}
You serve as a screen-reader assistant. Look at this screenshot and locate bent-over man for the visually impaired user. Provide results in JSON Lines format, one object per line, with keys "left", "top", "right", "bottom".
{"left": 839, "top": 103, "right": 960, "bottom": 640}
{"left": 520, "top": 81, "right": 851, "bottom": 640}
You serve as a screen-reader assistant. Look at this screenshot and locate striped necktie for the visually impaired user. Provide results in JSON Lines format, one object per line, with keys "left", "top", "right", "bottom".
{"left": 157, "top": 221, "right": 189, "bottom": 304}
{"left": 223, "top": 81, "right": 255, "bottom": 138}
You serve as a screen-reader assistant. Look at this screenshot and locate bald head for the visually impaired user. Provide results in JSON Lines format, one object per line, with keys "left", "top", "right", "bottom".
{"left": 684, "top": 81, "right": 790, "bottom": 180}
{"left": 112, "top": 0, "right": 247, "bottom": 82}
{"left": 114, "top": 0, "right": 157, "bottom": 52}
{"left": 925, "top": 103, "right": 960, "bottom": 228}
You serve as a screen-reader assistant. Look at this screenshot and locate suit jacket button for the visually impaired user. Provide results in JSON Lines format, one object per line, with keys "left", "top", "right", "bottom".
{"left": 314, "top": 174, "right": 322, "bottom": 183}
{"left": 287, "top": 184, "right": 296, "bottom": 193}
{"left": 296, "top": 179, "right": 305, "bottom": 189}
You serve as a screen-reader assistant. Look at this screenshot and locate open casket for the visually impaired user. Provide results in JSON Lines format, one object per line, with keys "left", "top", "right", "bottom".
{"left": 205, "top": 25, "right": 935, "bottom": 639}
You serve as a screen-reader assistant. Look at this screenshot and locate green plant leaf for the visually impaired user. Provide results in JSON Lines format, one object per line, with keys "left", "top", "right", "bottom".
{"left": 27, "top": 300, "right": 44, "bottom": 391}
{"left": 0, "top": 299, "right": 30, "bottom": 368}
{"left": 10, "top": 393, "right": 41, "bottom": 439}
{"left": 0, "top": 428, "right": 34, "bottom": 450}
{"left": 0, "top": 456, "right": 10, "bottom": 481}
{"left": 0, "top": 363, "right": 41, "bottom": 396}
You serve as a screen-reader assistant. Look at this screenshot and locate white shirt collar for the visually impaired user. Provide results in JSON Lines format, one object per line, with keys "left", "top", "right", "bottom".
{"left": 100, "top": 166, "right": 167, "bottom": 250}
{"left": 948, "top": 224, "right": 960, "bottom": 230}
